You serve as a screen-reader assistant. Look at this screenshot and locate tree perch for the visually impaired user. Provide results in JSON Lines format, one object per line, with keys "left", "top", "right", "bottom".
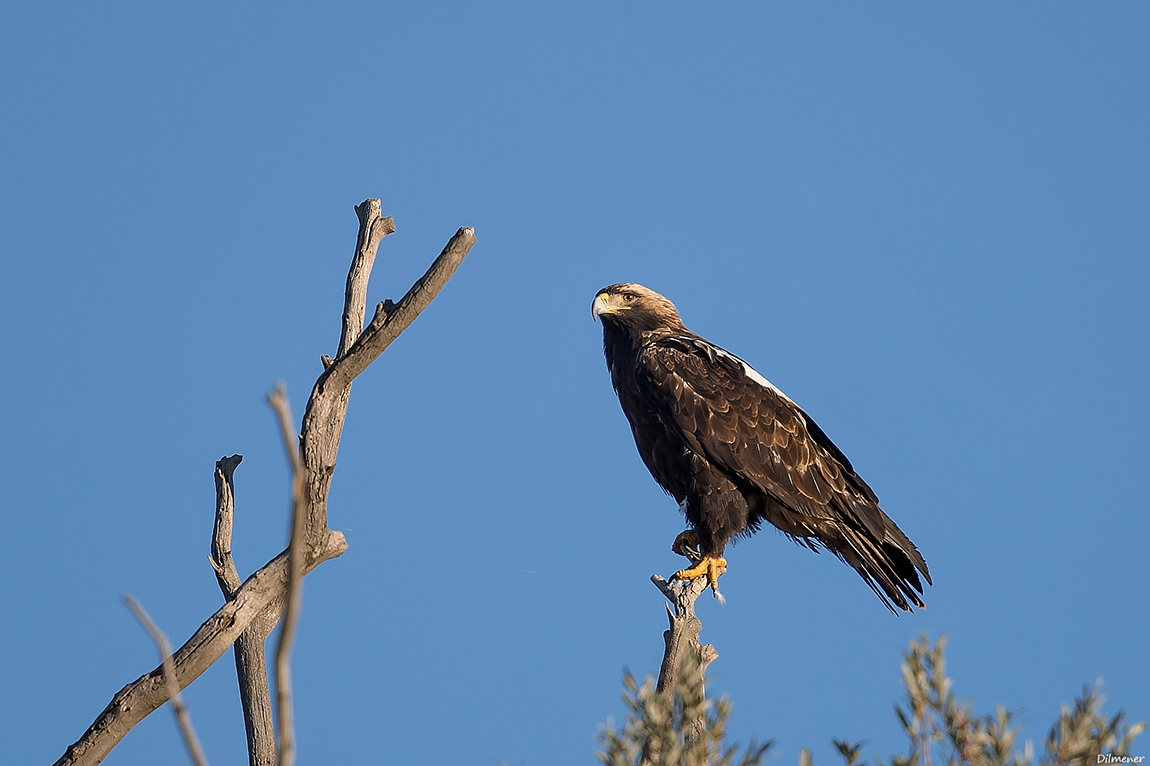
{"left": 640, "top": 570, "right": 723, "bottom": 766}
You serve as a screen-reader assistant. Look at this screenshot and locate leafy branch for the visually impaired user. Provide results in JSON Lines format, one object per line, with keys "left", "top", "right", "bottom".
{"left": 599, "top": 623, "right": 1143, "bottom": 766}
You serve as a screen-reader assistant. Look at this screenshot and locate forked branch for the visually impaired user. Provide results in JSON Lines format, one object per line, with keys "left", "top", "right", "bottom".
{"left": 53, "top": 201, "right": 475, "bottom": 766}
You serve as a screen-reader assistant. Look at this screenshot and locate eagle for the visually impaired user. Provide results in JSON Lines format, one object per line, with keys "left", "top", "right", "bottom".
{"left": 592, "top": 283, "right": 930, "bottom": 612}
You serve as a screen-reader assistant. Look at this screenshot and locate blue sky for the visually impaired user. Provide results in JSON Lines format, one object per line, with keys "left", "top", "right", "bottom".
{"left": 2, "top": 3, "right": 1147, "bottom": 764}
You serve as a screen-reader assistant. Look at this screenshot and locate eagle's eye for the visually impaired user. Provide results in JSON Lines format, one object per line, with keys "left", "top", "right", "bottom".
{"left": 623, "top": 293, "right": 637, "bottom": 302}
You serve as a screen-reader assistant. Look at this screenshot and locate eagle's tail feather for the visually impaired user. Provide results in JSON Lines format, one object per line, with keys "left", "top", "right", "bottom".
{"left": 834, "top": 522, "right": 929, "bottom": 613}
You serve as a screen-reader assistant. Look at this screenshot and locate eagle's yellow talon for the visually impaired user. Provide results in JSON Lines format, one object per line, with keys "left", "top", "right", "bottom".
{"left": 672, "top": 555, "right": 727, "bottom": 600}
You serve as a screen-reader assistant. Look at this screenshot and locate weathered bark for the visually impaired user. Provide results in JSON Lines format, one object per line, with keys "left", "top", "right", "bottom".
{"left": 300, "top": 215, "right": 477, "bottom": 547}
{"left": 650, "top": 574, "right": 719, "bottom": 696}
{"left": 639, "top": 571, "right": 723, "bottom": 766}
{"left": 53, "top": 201, "right": 476, "bottom": 766}
{"left": 54, "top": 533, "right": 348, "bottom": 766}
{"left": 210, "top": 456, "right": 277, "bottom": 766}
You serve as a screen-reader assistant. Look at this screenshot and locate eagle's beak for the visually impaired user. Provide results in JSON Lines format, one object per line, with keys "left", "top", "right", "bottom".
{"left": 592, "top": 292, "right": 611, "bottom": 321}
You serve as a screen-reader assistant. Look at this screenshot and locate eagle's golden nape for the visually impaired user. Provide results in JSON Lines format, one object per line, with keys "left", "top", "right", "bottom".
{"left": 594, "top": 282, "right": 931, "bottom": 612}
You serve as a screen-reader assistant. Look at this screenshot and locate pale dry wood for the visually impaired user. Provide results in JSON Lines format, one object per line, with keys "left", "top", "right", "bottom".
{"left": 53, "top": 201, "right": 475, "bottom": 766}
{"left": 55, "top": 533, "right": 348, "bottom": 766}
{"left": 266, "top": 385, "right": 306, "bottom": 766}
{"left": 210, "top": 455, "right": 245, "bottom": 597}
{"left": 649, "top": 574, "right": 720, "bottom": 695}
{"left": 326, "top": 225, "right": 477, "bottom": 389}
{"left": 210, "top": 455, "right": 276, "bottom": 766}
{"left": 339, "top": 199, "right": 396, "bottom": 358}
{"left": 299, "top": 222, "right": 477, "bottom": 546}
{"left": 639, "top": 571, "right": 723, "bottom": 766}
{"left": 122, "top": 596, "right": 211, "bottom": 766}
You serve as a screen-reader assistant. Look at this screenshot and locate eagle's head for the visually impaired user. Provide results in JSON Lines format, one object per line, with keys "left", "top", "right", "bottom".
{"left": 592, "top": 283, "right": 686, "bottom": 335}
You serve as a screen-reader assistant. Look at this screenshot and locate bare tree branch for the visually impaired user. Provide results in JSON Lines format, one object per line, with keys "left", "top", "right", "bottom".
{"left": 210, "top": 455, "right": 276, "bottom": 766}
{"left": 299, "top": 222, "right": 476, "bottom": 545}
{"left": 339, "top": 199, "right": 396, "bottom": 358}
{"left": 649, "top": 573, "right": 720, "bottom": 696}
{"left": 122, "top": 596, "right": 211, "bottom": 766}
{"left": 266, "top": 385, "right": 306, "bottom": 766}
{"left": 210, "top": 455, "right": 245, "bottom": 597}
{"left": 53, "top": 201, "right": 475, "bottom": 766}
{"left": 56, "top": 534, "right": 347, "bottom": 766}
{"left": 327, "top": 225, "right": 476, "bottom": 389}
{"left": 640, "top": 572, "right": 723, "bottom": 766}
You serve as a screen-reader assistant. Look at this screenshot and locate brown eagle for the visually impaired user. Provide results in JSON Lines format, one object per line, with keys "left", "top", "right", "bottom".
{"left": 593, "top": 283, "right": 930, "bottom": 612}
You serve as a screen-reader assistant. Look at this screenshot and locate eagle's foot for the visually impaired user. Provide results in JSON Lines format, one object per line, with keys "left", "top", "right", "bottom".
{"left": 671, "top": 555, "right": 727, "bottom": 604}
{"left": 671, "top": 530, "right": 702, "bottom": 562}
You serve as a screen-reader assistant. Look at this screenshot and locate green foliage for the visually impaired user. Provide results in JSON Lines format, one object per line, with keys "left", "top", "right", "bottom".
{"left": 818, "top": 635, "right": 1145, "bottom": 766}
{"left": 596, "top": 649, "right": 772, "bottom": 766}
{"left": 600, "top": 635, "right": 1144, "bottom": 766}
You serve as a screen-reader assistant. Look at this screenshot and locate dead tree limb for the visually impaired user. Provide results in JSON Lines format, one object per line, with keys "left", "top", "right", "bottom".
{"left": 53, "top": 201, "right": 476, "bottom": 766}
{"left": 54, "top": 537, "right": 346, "bottom": 766}
{"left": 301, "top": 215, "right": 477, "bottom": 545}
{"left": 210, "top": 455, "right": 277, "bottom": 766}
{"left": 649, "top": 574, "right": 720, "bottom": 697}
{"left": 639, "top": 572, "right": 723, "bottom": 766}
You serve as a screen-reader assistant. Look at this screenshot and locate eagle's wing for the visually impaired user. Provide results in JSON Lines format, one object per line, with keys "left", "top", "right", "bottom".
{"left": 638, "top": 334, "right": 930, "bottom": 609}
{"left": 638, "top": 335, "right": 882, "bottom": 533}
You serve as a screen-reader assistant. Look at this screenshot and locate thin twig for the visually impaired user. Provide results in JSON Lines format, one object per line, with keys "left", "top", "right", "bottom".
{"left": 122, "top": 595, "right": 211, "bottom": 766}
{"left": 267, "top": 384, "right": 306, "bottom": 766}
{"left": 55, "top": 531, "right": 347, "bottom": 766}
